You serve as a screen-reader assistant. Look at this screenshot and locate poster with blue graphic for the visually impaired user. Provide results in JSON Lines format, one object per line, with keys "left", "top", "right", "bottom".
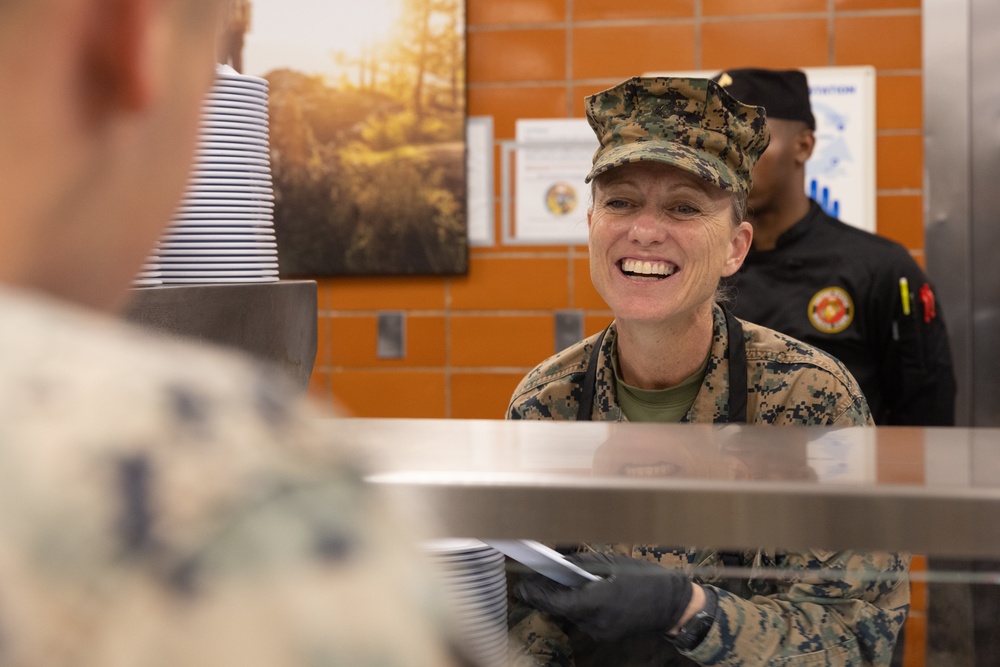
{"left": 801, "top": 66, "right": 876, "bottom": 233}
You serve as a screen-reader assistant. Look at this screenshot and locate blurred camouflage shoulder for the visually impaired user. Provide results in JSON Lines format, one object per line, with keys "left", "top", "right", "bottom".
{"left": 0, "top": 286, "right": 464, "bottom": 666}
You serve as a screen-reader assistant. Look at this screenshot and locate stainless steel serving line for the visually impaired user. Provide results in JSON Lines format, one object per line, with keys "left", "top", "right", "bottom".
{"left": 334, "top": 419, "right": 1000, "bottom": 559}
{"left": 125, "top": 280, "right": 317, "bottom": 390}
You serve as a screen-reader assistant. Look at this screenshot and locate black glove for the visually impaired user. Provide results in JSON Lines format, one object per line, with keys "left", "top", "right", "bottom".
{"left": 514, "top": 552, "right": 694, "bottom": 642}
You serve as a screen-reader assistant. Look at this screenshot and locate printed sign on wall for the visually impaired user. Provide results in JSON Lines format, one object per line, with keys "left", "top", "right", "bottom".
{"left": 507, "top": 119, "right": 596, "bottom": 245}
{"left": 800, "top": 67, "right": 877, "bottom": 233}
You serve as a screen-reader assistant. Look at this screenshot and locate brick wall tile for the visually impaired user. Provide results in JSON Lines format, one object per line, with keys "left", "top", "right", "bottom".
{"left": 331, "top": 371, "right": 447, "bottom": 417}
{"left": 469, "top": 29, "right": 567, "bottom": 83}
{"left": 877, "top": 133, "right": 923, "bottom": 190}
{"left": 468, "top": 0, "right": 565, "bottom": 25}
{"left": 877, "top": 74, "right": 922, "bottom": 130}
{"left": 574, "top": 0, "right": 694, "bottom": 21}
{"left": 702, "top": 19, "right": 828, "bottom": 70}
{"left": 876, "top": 194, "right": 923, "bottom": 252}
{"left": 704, "top": 0, "right": 825, "bottom": 16}
{"left": 316, "top": 316, "right": 332, "bottom": 368}
{"left": 834, "top": 15, "right": 921, "bottom": 69}
{"left": 573, "top": 24, "right": 696, "bottom": 80}
{"left": 452, "top": 372, "right": 529, "bottom": 418}
{"left": 326, "top": 276, "right": 446, "bottom": 310}
{"left": 451, "top": 315, "right": 555, "bottom": 366}
{"left": 835, "top": 0, "right": 919, "bottom": 9}
{"left": 469, "top": 86, "right": 569, "bottom": 139}
{"left": 451, "top": 256, "right": 571, "bottom": 310}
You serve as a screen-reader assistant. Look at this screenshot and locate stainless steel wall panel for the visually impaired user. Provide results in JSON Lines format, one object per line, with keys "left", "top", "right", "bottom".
{"left": 970, "top": 0, "right": 1000, "bottom": 425}
{"left": 924, "top": 0, "right": 973, "bottom": 424}
{"left": 925, "top": 0, "right": 1000, "bottom": 425}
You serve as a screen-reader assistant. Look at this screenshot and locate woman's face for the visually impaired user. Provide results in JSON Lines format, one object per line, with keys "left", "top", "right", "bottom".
{"left": 588, "top": 161, "right": 752, "bottom": 327}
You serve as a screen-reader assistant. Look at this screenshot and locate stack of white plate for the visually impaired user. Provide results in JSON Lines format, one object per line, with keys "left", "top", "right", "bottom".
{"left": 424, "top": 539, "right": 509, "bottom": 667}
{"left": 152, "top": 64, "right": 278, "bottom": 285}
{"left": 133, "top": 261, "right": 162, "bottom": 288}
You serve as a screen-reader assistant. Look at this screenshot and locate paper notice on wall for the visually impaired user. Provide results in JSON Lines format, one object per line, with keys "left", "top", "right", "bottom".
{"left": 511, "top": 119, "right": 597, "bottom": 244}
{"left": 467, "top": 116, "right": 495, "bottom": 246}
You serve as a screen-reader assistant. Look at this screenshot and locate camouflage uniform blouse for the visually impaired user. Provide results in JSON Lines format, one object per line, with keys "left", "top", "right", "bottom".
{"left": 0, "top": 287, "right": 465, "bottom": 667}
{"left": 506, "top": 304, "right": 909, "bottom": 667}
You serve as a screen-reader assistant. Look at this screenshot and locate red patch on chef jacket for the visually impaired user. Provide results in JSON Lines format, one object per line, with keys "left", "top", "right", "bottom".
{"left": 920, "top": 283, "right": 936, "bottom": 323}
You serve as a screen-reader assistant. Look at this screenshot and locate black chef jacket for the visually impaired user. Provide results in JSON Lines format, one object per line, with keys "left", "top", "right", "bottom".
{"left": 724, "top": 200, "right": 956, "bottom": 425}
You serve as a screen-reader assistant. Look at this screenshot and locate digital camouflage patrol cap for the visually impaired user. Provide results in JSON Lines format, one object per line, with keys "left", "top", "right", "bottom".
{"left": 584, "top": 77, "right": 770, "bottom": 195}
{"left": 712, "top": 68, "right": 816, "bottom": 130}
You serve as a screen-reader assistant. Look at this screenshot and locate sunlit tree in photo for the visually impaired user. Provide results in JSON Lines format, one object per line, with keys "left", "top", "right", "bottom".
{"left": 244, "top": 0, "right": 467, "bottom": 276}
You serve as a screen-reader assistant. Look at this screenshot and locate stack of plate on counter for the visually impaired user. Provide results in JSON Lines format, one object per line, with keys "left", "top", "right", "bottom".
{"left": 423, "top": 539, "right": 509, "bottom": 667}
{"left": 133, "top": 261, "right": 162, "bottom": 287}
{"left": 135, "top": 64, "right": 278, "bottom": 287}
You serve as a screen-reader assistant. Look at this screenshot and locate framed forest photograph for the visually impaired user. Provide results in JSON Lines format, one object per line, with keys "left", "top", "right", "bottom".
{"left": 226, "top": 0, "right": 468, "bottom": 276}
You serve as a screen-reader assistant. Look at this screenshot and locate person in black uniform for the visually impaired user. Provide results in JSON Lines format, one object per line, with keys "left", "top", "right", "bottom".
{"left": 714, "top": 67, "right": 965, "bottom": 667}
{"left": 715, "top": 68, "right": 956, "bottom": 426}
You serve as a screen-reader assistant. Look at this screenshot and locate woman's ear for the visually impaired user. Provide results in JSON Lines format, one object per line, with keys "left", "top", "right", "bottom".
{"left": 722, "top": 220, "right": 753, "bottom": 277}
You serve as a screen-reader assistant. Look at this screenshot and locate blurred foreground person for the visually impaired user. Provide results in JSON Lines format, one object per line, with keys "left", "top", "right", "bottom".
{"left": 0, "top": 0, "right": 467, "bottom": 664}
{"left": 506, "top": 77, "right": 908, "bottom": 665}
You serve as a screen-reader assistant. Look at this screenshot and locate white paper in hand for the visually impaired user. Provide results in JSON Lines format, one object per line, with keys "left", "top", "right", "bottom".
{"left": 485, "top": 540, "right": 601, "bottom": 586}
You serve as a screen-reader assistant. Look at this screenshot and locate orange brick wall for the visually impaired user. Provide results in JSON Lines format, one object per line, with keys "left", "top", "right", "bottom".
{"left": 308, "top": 0, "right": 925, "bottom": 420}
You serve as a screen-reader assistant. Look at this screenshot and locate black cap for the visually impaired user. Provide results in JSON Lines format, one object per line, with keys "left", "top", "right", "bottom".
{"left": 712, "top": 68, "right": 815, "bottom": 130}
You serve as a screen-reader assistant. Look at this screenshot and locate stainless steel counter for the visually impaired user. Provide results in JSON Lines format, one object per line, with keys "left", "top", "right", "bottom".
{"left": 335, "top": 419, "right": 1000, "bottom": 559}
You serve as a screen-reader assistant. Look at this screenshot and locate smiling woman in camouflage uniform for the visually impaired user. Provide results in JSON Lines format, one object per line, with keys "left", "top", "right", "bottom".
{"left": 506, "top": 77, "right": 908, "bottom": 666}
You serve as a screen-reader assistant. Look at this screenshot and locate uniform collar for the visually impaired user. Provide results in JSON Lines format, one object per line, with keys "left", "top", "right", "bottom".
{"left": 595, "top": 305, "right": 734, "bottom": 423}
{"left": 746, "top": 199, "right": 824, "bottom": 260}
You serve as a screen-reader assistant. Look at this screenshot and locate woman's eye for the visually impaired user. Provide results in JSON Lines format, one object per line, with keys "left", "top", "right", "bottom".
{"left": 604, "top": 198, "right": 630, "bottom": 209}
{"left": 674, "top": 204, "right": 700, "bottom": 215}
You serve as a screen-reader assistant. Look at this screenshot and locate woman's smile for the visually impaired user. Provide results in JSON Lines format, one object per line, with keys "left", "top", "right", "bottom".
{"left": 618, "top": 258, "right": 678, "bottom": 280}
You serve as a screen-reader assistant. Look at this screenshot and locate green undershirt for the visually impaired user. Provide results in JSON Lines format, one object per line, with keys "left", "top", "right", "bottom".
{"left": 612, "top": 346, "right": 710, "bottom": 423}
